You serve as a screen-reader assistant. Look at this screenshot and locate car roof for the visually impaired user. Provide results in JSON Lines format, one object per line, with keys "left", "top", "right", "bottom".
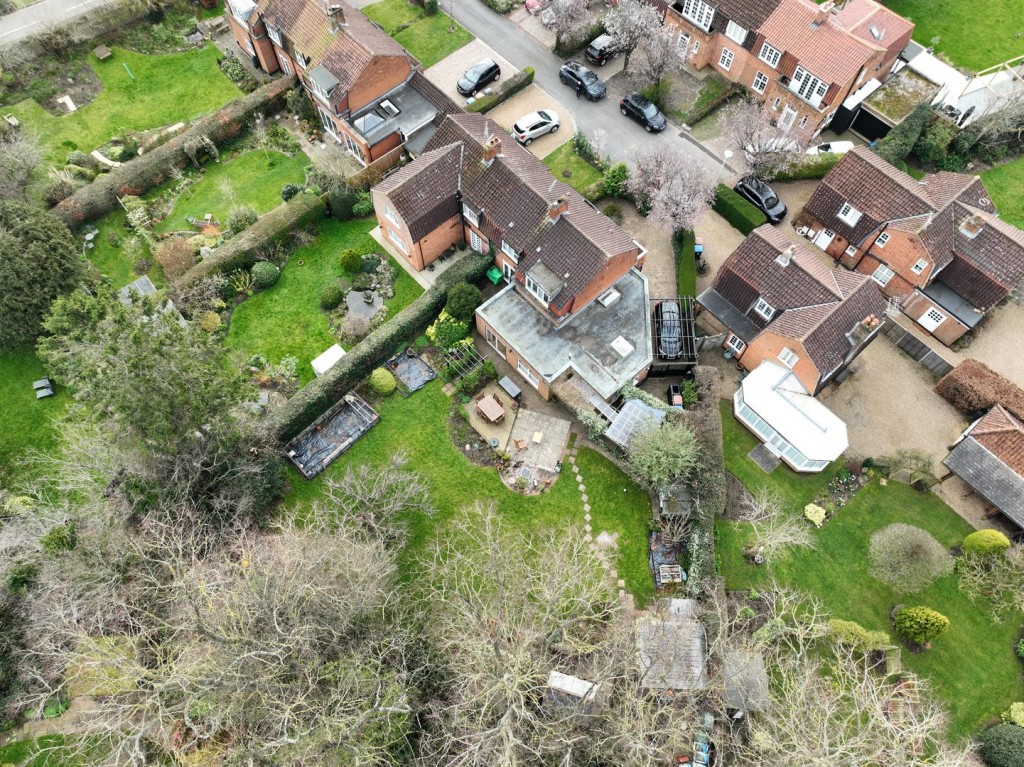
{"left": 626, "top": 92, "right": 650, "bottom": 106}
{"left": 563, "top": 61, "right": 585, "bottom": 72}
{"left": 590, "top": 33, "right": 614, "bottom": 47}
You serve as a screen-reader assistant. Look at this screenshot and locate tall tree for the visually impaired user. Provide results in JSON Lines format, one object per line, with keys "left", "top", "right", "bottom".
{"left": 626, "top": 145, "right": 716, "bottom": 230}
{"left": 629, "top": 25, "right": 680, "bottom": 92}
{"left": 0, "top": 201, "right": 82, "bottom": 350}
{"left": 602, "top": 0, "right": 662, "bottom": 71}
{"left": 717, "top": 98, "right": 808, "bottom": 179}
{"left": 548, "top": 0, "right": 592, "bottom": 52}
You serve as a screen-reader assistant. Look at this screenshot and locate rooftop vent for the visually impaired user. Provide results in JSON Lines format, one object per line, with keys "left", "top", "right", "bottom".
{"left": 959, "top": 215, "right": 984, "bottom": 238}
{"left": 597, "top": 288, "right": 621, "bottom": 307}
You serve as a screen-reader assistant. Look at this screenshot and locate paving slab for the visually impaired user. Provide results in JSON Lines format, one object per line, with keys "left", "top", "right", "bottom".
{"left": 485, "top": 83, "right": 575, "bottom": 158}
{"left": 507, "top": 408, "right": 572, "bottom": 472}
{"left": 748, "top": 444, "right": 781, "bottom": 473}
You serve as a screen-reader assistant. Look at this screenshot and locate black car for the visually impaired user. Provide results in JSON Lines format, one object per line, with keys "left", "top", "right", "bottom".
{"left": 654, "top": 301, "right": 682, "bottom": 359}
{"left": 584, "top": 33, "right": 618, "bottom": 66}
{"left": 619, "top": 92, "right": 667, "bottom": 133}
{"left": 734, "top": 175, "right": 787, "bottom": 224}
{"left": 558, "top": 61, "right": 607, "bottom": 100}
{"left": 457, "top": 59, "right": 501, "bottom": 97}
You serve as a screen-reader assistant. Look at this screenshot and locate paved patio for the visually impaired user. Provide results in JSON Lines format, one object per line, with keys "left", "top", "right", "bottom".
{"left": 465, "top": 382, "right": 517, "bottom": 451}
{"left": 508, "top": 409, "right": 572, "bottom": 472}
{"left": 370, "top": 226, "right": 470, "bottom": 290}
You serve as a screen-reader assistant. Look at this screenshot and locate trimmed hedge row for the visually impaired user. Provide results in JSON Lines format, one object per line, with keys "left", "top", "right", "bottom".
{"left": 713, "top": 184, "right": 767, "bottom": 235}
{"left": 935, "top": 358, "right": 1024, "bottom": 422}
{"left": 770, "top": 152, "right": 841, "bottom": 181}
{"left": 673, "top": 229, "right": 697, "bottom": 296}
{"left": 179, "top": 193, "right": 324, "bottom": 284}
{"left": 467, "top": 67, "right": 535, "bottom": 114}
{"left": 53, "top": 76, "right": 297, "bottom": 229}
{"left": 273, "top": 251, "right": 492, "bottom": 441}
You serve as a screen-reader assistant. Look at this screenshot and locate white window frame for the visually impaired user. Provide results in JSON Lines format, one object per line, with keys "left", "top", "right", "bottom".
{"left": 759, "top": 42, "right": 781, "bottom": 69}
{"left": 719, "top": 48, "right": 735, "bottom": 71}
{"left": 778, "top": 347, "right": 799, "bottom": 369}
{"left": 277, "top": 52, "right": 291, "bottom": 75}
{"left": 384, "top": 206, "right": 399, "bottom": 226}
{"left": 501, "top": 261, "right": 515, "bottom": 282}
{"left": 486, "top": 327, "right": 507, "bottom": 357}
{"left": 267, "top": 25, "right": 282, "bottom": 46}
{"left": 462, "top": 204, "right": 479, "bottom": 227}
{"left": 242, "top": 35, "right": 255, "bottom": 56}
{"left": 911, "top": 259, "right": 928, "bottom": 275}
{"left": 772, "top": 97, "right": 782, "bottom": 110}
{"left": 525, "top": 276, "right": 550, "bottom": 305}
{"left": 752, "top": 72, "right": 769, "bottom": 94}
{"left": 293, "top": 50, "right": 307, "bottom": 69}
{"left": 309, "top": 78, "right": 332, "bottom": 103}
{"left": 779, "top": 106, "right": 797, "bottom": 131}
{"left": 317, "top": 106, "right": 338, "bottom": 138}
{"left": 875, "top": 232, "right": 890, "bottom": 248}
{"left": 691, "top": 40, "right": 700, "bottom": 55}
{"left": 920, "top": 307, "right": 946, "bottom": 331}
{"left": 469, "top": 229, "right": 483, "bottom": 253}
{"left": 791, "top": 65, "right": 827, "bottom": 108}
{"left": 681, "top": 0, "right": 714, "bottom": 31}
{"left": 871, "top": 263, "right": 895, "bottom": 286}
{"left": 754, "top": 297, "right": 775, "bottom": 320}
{"left": 387, "top": 227, "right": 406, "bottom": 254}
{"left": 725, "top": 21, "right": 747, "bottom": 44}
{"left": 676, "top": 31, "right": 691, "bottom": 57}
{"left": 500, "top": 240, "right": 518, "bottom": 263}
{"left": 726, "top": 334, "right": 746, "bottom": 353}
{"left": 517, "top": 358, "right": 540, "bottom": 388}
{"left": 798, "top": 115, "right": 808, "bottom": 130}
{"left": 838, "top": 202, "right": 862, "bottom": 226}
{"left": 844, "top": 245, "right": 857, "bottom": 257}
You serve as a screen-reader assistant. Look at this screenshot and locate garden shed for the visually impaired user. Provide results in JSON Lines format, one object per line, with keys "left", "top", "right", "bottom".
{"left": 636, "top": 598, "right": 707, "bottom": 691}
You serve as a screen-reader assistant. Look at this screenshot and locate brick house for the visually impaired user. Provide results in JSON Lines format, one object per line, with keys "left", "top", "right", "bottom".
{"left": 943, "top": 404, "right": 1024, "bottom": 530}
{"left": 660, "top": 0, "right": 912, "bottom": 137}
{"left": 800, "top": 147, "right": 1024, "bottom": 345}
{"left": 697, "top": 225, "right": 887, "bottom": 395}
{"left": 225, "top": 0, "right": 457, "bottom": 166}
{"left": 372, "top": 113, "right": 653, "bottom": 402}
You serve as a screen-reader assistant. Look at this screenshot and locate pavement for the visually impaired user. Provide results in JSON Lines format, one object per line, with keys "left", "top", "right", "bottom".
{"left": 422, "top": 38, "right": 521, "bottom": 109}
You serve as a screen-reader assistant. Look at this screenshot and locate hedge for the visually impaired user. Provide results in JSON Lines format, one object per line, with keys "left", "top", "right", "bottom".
{"left": 770, "top": 152, "right": 841, "bottom": 181}
{"left": 273, "top": 252, "right": 492, "bottom": 441}
{"left": 53, "top": 76, "right": 297, "bottom": 229}
{"left": 713, "top": 184, "right": 767, "bottom": 235}
{"left": 467, "top": 67, "right": 535, "bottom": 114}
{"left": 672, "top": 229, "right": 697, "bottom": 296}
{"left": 935, "top": 359, "right": 1024, "bottom": 422}
{"left": 684, "top": 78, "right": 740, "bottom": 125}
{"left": 179, "top": 193, "right": 324, "bottom": 284}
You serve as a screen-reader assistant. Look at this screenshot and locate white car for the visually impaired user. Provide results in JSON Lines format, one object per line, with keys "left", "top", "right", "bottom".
{"left": 806, "top": 140, "right": 856, "bottom": 155}
{"left": 512, "top": 110, "right": 560, "bottom": 146}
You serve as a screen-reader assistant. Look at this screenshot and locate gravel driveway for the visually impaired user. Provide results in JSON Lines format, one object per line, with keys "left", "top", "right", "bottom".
{"left": 423, "top": 39, "right": 520, "bottom": 109}
{"left": 486, "top": 83, "right": 575, "bottom": 158}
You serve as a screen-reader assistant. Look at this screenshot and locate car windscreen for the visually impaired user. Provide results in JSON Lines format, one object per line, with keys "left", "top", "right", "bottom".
{"left": 764, "top": 195, "right": 779, "bottom": 208}
{"left": 642, "top": 103, "right": 659, "bottom": 118}
{"left": 467, "top": 63, "right": 489, "bottom": 79}
{"left": 537, "top": 111, "right": 550, "bottom": 121}
{"left": 581, "top": 70, "right": 597, "bottom": 84}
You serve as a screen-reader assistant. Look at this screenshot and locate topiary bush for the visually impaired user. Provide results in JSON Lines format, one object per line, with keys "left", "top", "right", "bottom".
{"left": 963, "top": 529, "right": 1011, "bottom": 557}
{"left": 281, "top": 183, "right": 303, "bottom": 202}
{"left": 340, "top": 248, "right": 363, "bottom": 274}
{"left": 251, "top": 261, "right": 281, "bottom": 289}
{"left": 351, "top": 191, "right": 374, "bottom": 217}
{"left": 893, "top": 606, "right": 949, "bottom": 646}
{"left": 868, "top": 523, "right": 953, "bottom": 593}
{"left": 1003, "top": 702, "right": 1024, "bottom": 727}
{"left": 827, "top": 618, "right": 891, "bottom": 652}
{"left": 426, "top": 309, "right": 469, "bottom": 349}
{"left": 320, "top": 284, "right": 344, "bottom": 311}
{"left": 602, "top": 203, "right": 623, "bottom": 225}
{"left": 227, "top": 204, "right": 259, "bottom": 234}
{"left": 368, "top": 367, "right": 397, "bottom": 396}
{"left": 444, "top": 282, "right": 482, "bottom": 322}
{"left": 978, "top": 723, "right": 1024, "bottom": 767}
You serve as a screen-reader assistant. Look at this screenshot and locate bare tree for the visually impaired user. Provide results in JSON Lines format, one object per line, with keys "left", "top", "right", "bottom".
{"left": 735, "top": 488, "right": 814, "bottom": 563}
{"left": 628, "top": 26, "right": 680, "bottom": 91}
{"left": 956, "top": 544, "right": 1024, "bottom": 617}
{"left": 649, "top": 162, "right": 717, "bottom": 232}
{"left": 547, "top": 0, "right": 592, "bottom": 53}
{"left": 626, "top": 144, "right": 686, "bottom": 213}
{"left": 717, "top": 99, "right": 808, "bottom": 179}
{"left": 602, "top": 0, "right": 662, "bottom": 70}
{"left": 0, "top": 129, "right": 43, "bottom": 199}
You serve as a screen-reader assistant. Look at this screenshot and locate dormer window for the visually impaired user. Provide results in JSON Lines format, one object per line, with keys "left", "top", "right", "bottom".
{"left": 725, "top": 21, "right": 747, "bottom": 44}
{"left": 838, "top": 202, "right": 862, "bottom": 226}
{"left": 501, "top": 240, "right": 518, "bottom": 263}
{"left": 525, "top": 276, "right": 550, "bottom": 305}
{"left": 462, "top": 203, "right": 479, "bottom": 227}
{"left": 759, "top": 42, "right": 782, "bottom": 69}
{"left": 754, "top": 297, "right": 775, "bottom": 320}
{"left": 268, "top": 25, "right": 282, "bottom": 46}
{"left": 294, "top": 50, "right": 308, "bottom": 69}
{"left": 680, "top": 0, "right": 714, "bottom": 31}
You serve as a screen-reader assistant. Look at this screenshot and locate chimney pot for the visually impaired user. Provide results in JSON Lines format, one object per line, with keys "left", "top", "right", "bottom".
{"left": 776, "top": 244, "right": 796, "bottom": 266}
{"left": 482, "top": 134, "right": 501, "bottom": 164}
{"left": 327, "top": 3, "right": 346, "bottom": 32}
{"left": 549, "top": 196, "right": 569, "bottom": 222}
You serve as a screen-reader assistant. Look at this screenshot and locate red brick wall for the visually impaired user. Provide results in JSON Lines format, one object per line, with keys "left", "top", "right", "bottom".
{"left": 368, "top": 131, "right": 402, "bottom": 162}
{"left": 474, "top": 315, "right": 552, "bottom": 400}
{"left": 739, "top": 332, "right": 821, "bottom": 395}
{"left": 570, "top": 248, "right": 642, "bottom": 312}
{"left": 349, "top": 56, "right": 413, "bottom": 113}
{"left": 901, "top": 291, "right": 969, "bottom": 345}
{"left": 416, "top": 217, "right": 463, "bottom": 269}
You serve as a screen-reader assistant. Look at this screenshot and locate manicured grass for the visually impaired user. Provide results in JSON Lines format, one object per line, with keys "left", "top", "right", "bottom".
{"left": 881, "top": 0, "right": 1019, "bottom": 72}
{"left": 716, "top": 480, "right": 1024, "bottom": 740}
{"left": 675, "top": 229, "right": 697, "bottom": 296}
{"left": 0, "top": 347, "right": 68, "bottom": 492}
{"left": 0, "top": 735, "right": 103, "bottom": 766}
{"left": 153, "top": 150, "right": 309, "bottom": 234}
{"left": 982, "top": 156, "right": 1024, "bottom": 229}
{"left": 225, "top": 217, "right": 422, "bottom": 384}
{"left": 363, "top": 0, "right": 473, "bottom": 68}
{"left": 719, "top": 399, "right": 842, "bottom": 508}
{"left": 5, "top": 45, "right": 240, "bottom": 164}
{"left": 283, "top": 381, "right": 655, "bottom": 606}
{"left": 542, "top": 142, "right": 602, "bottom": 195}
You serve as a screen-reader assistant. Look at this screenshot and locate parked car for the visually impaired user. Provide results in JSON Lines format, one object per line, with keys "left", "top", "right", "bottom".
{"left": 654, "top": 300, "right": 682, "bottom": 359}
{"left": 619, "top": 92, "right": 667, "bottom": 132}
{"left": 667, "top": 384, "right": 684, "bottom": 409}
{"left": 585, "top": 34, "right": 618, "bottom": 66}
{"left": 734, "top": 175, "right": 787, "bottom": 224}
{"left": 558, "top": 61, "right": 607, "bottom": 101}
{"left": 525, "top": 0, "right": 544, "bottom": 13}
{"left": 512, "top": 110, "right": 560, "bottom": 145}
{"left": 457, "top": 59, "right": 501, "bottom": 97}
{"left": 806, "top": 140, "right": 856, "bottom": 155}
{"left": 744, "top": 136, "right": 799, "bottom": 164}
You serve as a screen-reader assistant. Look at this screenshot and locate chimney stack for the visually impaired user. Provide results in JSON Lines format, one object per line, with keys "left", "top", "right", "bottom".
{"left": 548, "top": 196, "right": 569, "bottom": 223}
{"left": 776, "top": 244, "right": 796, "bottom": 267}
{"left": 327, "top": 3, "right": 346, "bottom": 33}
{"left": 482, "top": 134, "right": 501, "bottom": 165}
{"left": 817, "top": 1, "right": 835, "bottom": 22}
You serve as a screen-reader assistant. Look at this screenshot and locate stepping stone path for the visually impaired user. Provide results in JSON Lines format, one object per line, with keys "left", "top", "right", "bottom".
{"left": 564, "top": 434, "right": 628, "bottom": 603}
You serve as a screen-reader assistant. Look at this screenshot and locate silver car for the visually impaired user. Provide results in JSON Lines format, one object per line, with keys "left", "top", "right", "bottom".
{"left": 511, "top": 109, "right": 560, "bottom": 146}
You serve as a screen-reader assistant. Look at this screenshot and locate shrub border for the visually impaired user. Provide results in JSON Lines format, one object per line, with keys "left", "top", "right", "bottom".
{"left": 467, "top": 67, "right": 535, "bottom": 114}
{"left": 713, "top": 183, "right": 767, "bottom": 235}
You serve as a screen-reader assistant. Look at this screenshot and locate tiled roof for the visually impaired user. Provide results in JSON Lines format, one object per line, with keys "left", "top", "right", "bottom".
{"left": 759, "top": 0, "right": 878, "bottom": 84}
{"left": 971, "top": 404, "right": 1024, "bottom": 476}
{"left": 945, "top": 404, "right": 1024, "bottom": 525}
{"left": 801, "top": 277, "right": 886, "bottom": 375}
{"left": 374, "top": 144, "right": 462, "bottom": 241}
{"left": 835, "top": 0, "right": 913, "bottom": 55}
{"left": 936, "top": 204, "right": 1024, "bottom": 308}
{"left": 714, "top": 0, "right": 782, "bottom": 31}
{"left": 408, "top": 71, "right": 460, "bottom": 124}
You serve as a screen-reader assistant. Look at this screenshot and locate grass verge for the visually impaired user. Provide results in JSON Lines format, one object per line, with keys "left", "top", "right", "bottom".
{"left": 363, "top": 0, "right": 473, "bottom": 68}
{"left": 542, "top": 142, "right": 601, "bottom": 195}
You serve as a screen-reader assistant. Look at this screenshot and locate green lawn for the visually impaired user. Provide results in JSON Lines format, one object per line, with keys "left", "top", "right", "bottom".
{"left": 719, "top": 399, "right": 842, "bottom": 508}
{"left": 225, "top": 217, "right": 422, "bottom": 384}
{"left": 0, "top": 735, "right": 104, "bottom": 766}
{"left": 363, "top": 0, "right": 473, "bottom": 68}
{"left": 85, "top": 208, "right": 145, "bottom": 288}
{"left": 542, "top": 142, "right": 602, "bottom": 195}
{"left": 5, "top": 45, "right": 240, "bottom": 163}
{"left": 881, "top": 0, "right": 1020, "bottom": 72}
{"left": 0, "top": 347, "right": 69, "bottom": 492}
{"left": 982, "top": 156, "right": 1024, "bottom": 229}
{"left": 153, "top": 150, "right": 309, "bottom": 234}
{"left": 716, "top": 480, "right": 1024, "bottom": 740}
{"left": 283, "top": 381, "right": 655, "bottom": 605}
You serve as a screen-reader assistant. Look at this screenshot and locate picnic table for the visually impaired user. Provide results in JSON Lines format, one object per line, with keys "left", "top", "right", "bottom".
{"left": 477, "top": 394, "right": 505, "bottom": 423}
